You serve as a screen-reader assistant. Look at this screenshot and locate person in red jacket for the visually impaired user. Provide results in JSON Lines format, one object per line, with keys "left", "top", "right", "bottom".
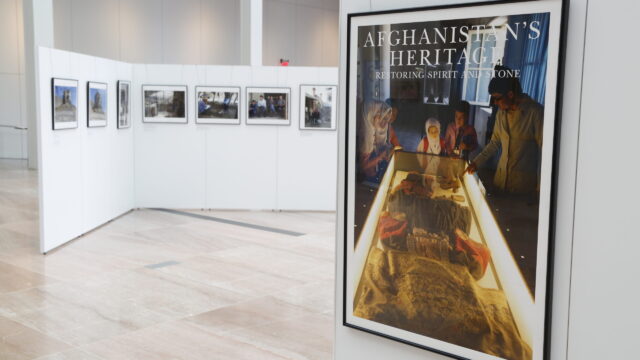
{"left": 444, "top": 100, "right": 478, "bottom": 160}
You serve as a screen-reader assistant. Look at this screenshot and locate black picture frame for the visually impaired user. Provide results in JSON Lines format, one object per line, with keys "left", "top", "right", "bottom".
{"left": 86, "top": 81, "right": 108, "bottom": 128}
{"left": 195, "top": 85, "right": 241, "bottom": 125}
{"left": 245, "top": 87, "right": 291, "bottom": 126}
{"left": 51, "top": 77, "right": 79, "bottom": 131}
{"left": 299, "top": 84, "right": 338, "bottom": 131}
{"left": 117, "top": 80, "right": 131, "bottom": 129}
{"left": 342, "top": 1, "right": 569, "bottom": 359}
{"left": 141, "top": 84, "right": 189, "bottom": 124}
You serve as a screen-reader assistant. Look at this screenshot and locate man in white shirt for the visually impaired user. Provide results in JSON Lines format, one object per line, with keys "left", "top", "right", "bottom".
{"left": 257, "top": 95, "right": 267, "bottom": 117}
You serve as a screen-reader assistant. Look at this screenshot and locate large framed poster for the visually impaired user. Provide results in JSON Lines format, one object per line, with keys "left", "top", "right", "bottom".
{"left": 343, "top": 1, "right": 567, "bottom": 360}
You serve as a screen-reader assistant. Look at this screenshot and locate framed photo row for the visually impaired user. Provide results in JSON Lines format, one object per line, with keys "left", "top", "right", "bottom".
{"left": 343, "top": 0, "right": 567, "bottom": 360}
{"left": 50, "top": 78, "right": 131, "bottom": 131}
{"left": 51, "top": 81, "right": 337, "bottom": 129}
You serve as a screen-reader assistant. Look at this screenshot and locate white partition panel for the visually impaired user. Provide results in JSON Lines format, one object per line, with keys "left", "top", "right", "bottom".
{"left": 38, "top": 47, "right": 134, "bottom": 253}
{"left": 133, "top": 64, "right": 207, "bottom": 209}
{"left": 567, "top": 1, "right": 640, "bottom": 359}
{"left": 133, "top": 64, "right": 338, "bottom": 211}
{"left": 276, "top": 66, "right": 338, "bottom": 210}
{"left": 206, "top": 124, "right": 279, "bottom": 210}
{"left": 204, "top": 66, "right": 279, "bottom": 210}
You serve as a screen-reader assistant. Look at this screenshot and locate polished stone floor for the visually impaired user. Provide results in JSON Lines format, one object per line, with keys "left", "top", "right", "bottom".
{"left": 0, "top": 159, "right": 336, "bottom": 360}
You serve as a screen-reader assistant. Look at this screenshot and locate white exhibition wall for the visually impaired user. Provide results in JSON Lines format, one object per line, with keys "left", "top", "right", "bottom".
{"left": 37, "top": 47, "right": 338, "bottom": 252}
{"left": 37, "top": 47, "right": 134, "bottom": 253}
{"left": 133, "top": 64, "right": 338, "bottom": 210}
{"left": 334, "top": 1, "right": 589, "bottom": 360}
{"left": 566, "top": 0, "right": 640, "bottom": 358}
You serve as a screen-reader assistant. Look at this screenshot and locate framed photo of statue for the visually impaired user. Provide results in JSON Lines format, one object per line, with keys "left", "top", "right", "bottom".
{"left": 87, "top": 82, "right": 107, "bottom": 128}
{"left": 195, "top": 86, "right": 241, "bottom": 124}
{"left": 299, "top": 85, "right": 337, "bottom": 130}
{"left": 51, "top": 78, "right": 78, "bottom": 130}
{"left": 142, "top": 85, "right": 188, "bottom": 124}
{"left": 245, "top": 87, "right": 290, "bottom": 125}
{"left": 342, "top": 1, "right": 567, "bottom": 360}
{"left": 117, "top": 80, "right": 130, "bottom": 129}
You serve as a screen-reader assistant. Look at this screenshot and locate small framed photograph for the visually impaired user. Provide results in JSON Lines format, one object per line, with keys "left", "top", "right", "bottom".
{"left": 117, "top": 80, "right": 130, "bottom": 129}
{"left": 51, "top": 78, "right": 78, "bottom": 130}
{"left": 87, "top": 81, "right": 107, "bottom": 127}
{"left": 195, "top": 86, "right": 240, "bottom": 124}
{"left": 299, "top": 85, "right": 337, "bottom": 130}
{"left": 246, "top": 87, "right": 290, "bottom": 125}
{"left": 142, "top": 85, "right": 188, "bottom": 124}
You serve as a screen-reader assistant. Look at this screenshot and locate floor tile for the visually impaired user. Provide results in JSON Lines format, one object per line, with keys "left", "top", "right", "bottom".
{"left": 0, "top": 261, "right": 55, "bottom": 293}
{"left": 186, "top": 295, "right": 313, "bottom": 334}
{"left": 0, "top": 315, "right": 71, "bottom": 360}
{"left": 0, "top": 160, "right": 336, "bottom": 360}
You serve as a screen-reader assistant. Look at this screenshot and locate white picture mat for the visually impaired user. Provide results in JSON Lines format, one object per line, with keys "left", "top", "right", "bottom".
{"left": 52, "top": 78, "right": 78, "bottom": 130}
{"left": 246, "top": 87, "right": 290, "bottom": 125}
{"left": 344, "top": 1, "right": 563, "bottom": 359}
{"left": 87, "top": 81, "right": 108, "bottom": 127}
{"left": 142, "top": 84, "right": 188, "bottom": 123}
{"left": 195, "top": 86, "right": 241, "bottom": 124}
{"left": 299, "top": 85, "right": 338, "bottom": 130}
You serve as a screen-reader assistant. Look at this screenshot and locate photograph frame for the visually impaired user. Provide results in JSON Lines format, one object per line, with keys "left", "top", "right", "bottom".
{"left": 245, "top": 86, "right": 291, "bottom": 126}
{"left": 342, "top": 1, "right": 569, "bottom": 359}
{"left": 195, "top": 85, "right": 241, "bottom": 125}
{"left": 51, "top": 78, "right": 79, "bottom": 131}
{"left": 142, "top": 84, "right": 188, "bottom": 124}
{"left": 117, "top": 80, "right": 131, "bottom": 129}
{"left": 299, "top": 84, "right": 338, "bottom": 131}
{"left": 86, "top": 81, "right": 108, "bottom": 128}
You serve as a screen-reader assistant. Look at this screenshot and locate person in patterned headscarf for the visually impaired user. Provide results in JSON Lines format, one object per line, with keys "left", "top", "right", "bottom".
{"left": 416, "top": 118, "right": 445, "bottom": 155}
{"left": 359, "top": 101, "right": 395, "bottom": 184}
{"left": 416, "top": 118, "right": 446, "bottom": 174}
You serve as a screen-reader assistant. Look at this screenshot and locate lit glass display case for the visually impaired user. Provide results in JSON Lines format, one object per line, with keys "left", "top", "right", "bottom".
{"left": 351, "top": 150, "right": 534, "bottom": 359}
